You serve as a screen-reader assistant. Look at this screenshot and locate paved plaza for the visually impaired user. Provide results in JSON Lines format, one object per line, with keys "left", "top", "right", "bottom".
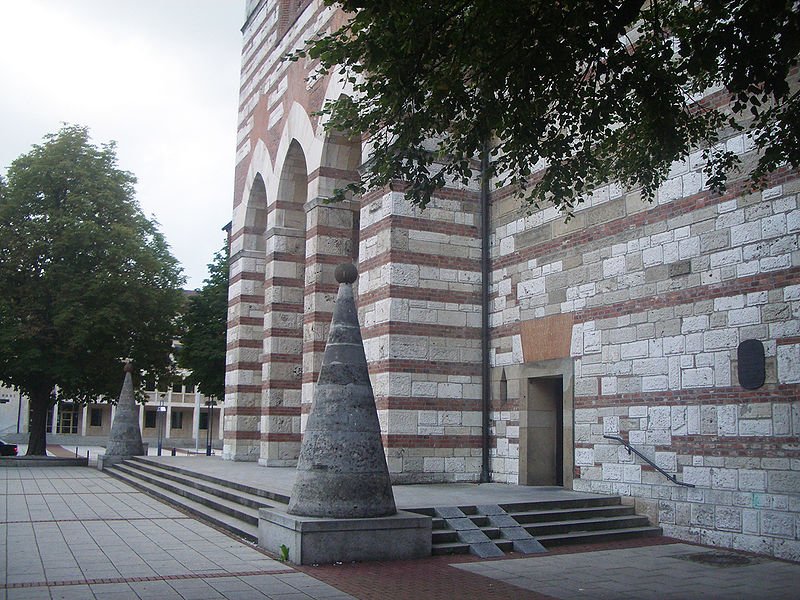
{"left": 1, "top": 464, "right": 799, "bottom": 599}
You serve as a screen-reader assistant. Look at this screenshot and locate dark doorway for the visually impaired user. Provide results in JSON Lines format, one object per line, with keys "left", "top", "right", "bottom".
{"left": 524, "top": 376, "right": 563, "bottom": 486}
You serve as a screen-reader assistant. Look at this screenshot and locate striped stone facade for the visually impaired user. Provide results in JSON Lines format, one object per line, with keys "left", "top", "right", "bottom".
{"left": 228, "top": 1, "right": 799, "bottom": 559}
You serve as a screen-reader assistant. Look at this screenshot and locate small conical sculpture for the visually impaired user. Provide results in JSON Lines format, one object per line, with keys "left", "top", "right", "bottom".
{"left": 288, "top": 263, "right": 397, "bottom": 518}
{"left": 104, "top": 362, "right": 145, "bottom": 458}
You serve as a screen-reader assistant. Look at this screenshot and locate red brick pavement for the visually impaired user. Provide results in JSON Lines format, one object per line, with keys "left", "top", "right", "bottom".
{"left": 297, "top": 537, "right": 681, "bottom": 600}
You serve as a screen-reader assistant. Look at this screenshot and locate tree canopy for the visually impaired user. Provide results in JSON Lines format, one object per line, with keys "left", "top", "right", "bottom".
{"left": 178, "top": 242, "right": 228, "bottom": 402}
{"left": 0, "top": 125, "right": 185, "bottom": 454}
{"left": 297, "top": 1, "right": 800, "bottom": 213}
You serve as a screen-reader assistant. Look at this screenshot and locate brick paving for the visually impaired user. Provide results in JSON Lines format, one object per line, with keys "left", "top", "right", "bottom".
{"left": 295, "top": 538, "right": 681, "bottom": 600}
{"left": 3, "top": 465, "right": 799, "bottom": 599}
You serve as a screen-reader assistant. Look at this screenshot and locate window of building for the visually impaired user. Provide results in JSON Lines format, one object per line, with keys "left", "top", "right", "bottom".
{"left": 90, "top": 408, "right": 102, "bottom": 427}
{"left": 185, "top": 383, "right": 195, "bottom": 394}
{"left": 199, "top": 411, "right": 208, "bottom": 430}
{"left": 171, "top": 411, "right": 183, "bottom": 429}
{"left": 172, "top": 381, "right": 183, "bottom": 394}
{"left": 56, "top": 404, "right": 79, "bottom": 434}
{"left": 144, "top": 410, "right": 157, "bottom": 429}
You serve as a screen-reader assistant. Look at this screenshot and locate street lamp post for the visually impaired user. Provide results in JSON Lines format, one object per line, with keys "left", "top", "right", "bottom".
{"left": 157, "top": 398, "right": 167, "bottom": 456}
{"left": 205, "top": 400, "right": 213, "bottom": 456}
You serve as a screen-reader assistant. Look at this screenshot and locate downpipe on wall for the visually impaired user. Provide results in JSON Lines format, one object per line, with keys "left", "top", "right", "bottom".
{"left": 480, "top": 141, "right": 491, "bottom": 483}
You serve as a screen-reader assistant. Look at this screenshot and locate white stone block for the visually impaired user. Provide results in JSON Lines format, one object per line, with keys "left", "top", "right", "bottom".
{"left": 499, "top": 236, "right": 515, "bottom": 256}
{"left": 710, "top": 248, "right": 743, "bottom": 269}
{"left": 498, "top": 278, "right": 512, "bottom": 296}
{"left": 714, "top": 295, "right": 746, "bottom": 311}
{"left": 601, "top": 377, "right": 618, "bottom": 396}
{"left": 512, "top": 335, "right": 524, "bottom": 364}
{"left": 717, "top": 405, "right": 738, "bottom": 436}
{"left": 603, "top": 463, "right": 623, "bottom": 481}
{"left": 629, "top": 430, "right": 646, "bottom": 445}
{"left": 575, "top": 448, "right": 595, "bottom": 466}
{"left": 642, "top": 246, "right": 663, "bottom": 267}
{"left": 762, "top": 214, "right": 787, "bottom": 238}
{"left": 683, "top": 466, "right": 712, "bottom": 487}
{"left": 622, "top": 464, "right": 642, "bottom": 483}
{"left": 642, "top": 376, "right": 669, "bottom": 392}
{"left": 682, "top": 316, "right": 709, "bottom": 334}
{"left": 663, "top": 241, "right": 680, "bottom": 263}
{"left": 739, "top": 469, "right": 767, "bottom": 492}
{"left": 728, "top": 307, "right": 761, "bottom": 326}
{"left": 655, "top": 452, "right": 677, "bottom": 473}
{"left": 762, "top": 185, "right": 783, "bottom": 201}
{"left": 603, "top": 256, "right": 627, "bottom": 277}
{"left": 603, "top": 416, "right": 620, "bottom": 434}
{"left": 773, "top": 403, "right": 791, "bottom": 435}
{"left": 648, "top": 406, "right": 671, "bottom": 429}
{"left": 711, "top": 468, "right": 738, "bottom": 490}
{"left": 777, "top": 344, "right": 800, "bottom": 384}
{"left": 657, "top": 177, "right": 683, "bottom": 204}
{"left": 682, "top": 367, "right": 714, "bottom": 388}
{"left": 621, "top": 340, "right": 649, "bottom": 359}
{"left": 714, "top": 352, "right": 732, "bottom": 387}
{"left": 687, "top": 405, "right": 700, "bottom": 434}
{"left": 738, "top": 419, "right": 772, "bottom": 436}
{"left": 412, "top": 382, "right": 437, "bottom": 397}
{"left": 424, "top": 457, "right": 444, "bottom": 472}
{"left": 437, "top": 383, "right": 462, "bottom": 398}
{"left": 731, "top": 221, "right": 762, "bottom": 246}
{"left": 679, "top": 237, "right": 701, "bottom": 259}
{"left": 517, "top": 278, "right": 545, "bottom": 299}
{"left": 570, "top": 324, "right": 584, "bottom": 357}
{"left": 634, "top": 358, "right": 669, "bottom": 376}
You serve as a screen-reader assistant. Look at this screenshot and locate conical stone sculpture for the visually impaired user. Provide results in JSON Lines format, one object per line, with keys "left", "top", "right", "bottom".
{"left": 104, "top": 362, "right": 145, "bottom": 458}
{"left": 288, "top": 263, "right": 397, "bottom": 518}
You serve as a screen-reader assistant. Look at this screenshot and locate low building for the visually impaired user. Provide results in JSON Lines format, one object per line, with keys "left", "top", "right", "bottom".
{"left": 0, "top": 378, "right": 223, "bottom": 450}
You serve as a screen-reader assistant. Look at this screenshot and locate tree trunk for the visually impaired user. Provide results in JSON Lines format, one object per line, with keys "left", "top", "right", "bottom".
{"left": 26, "top": 385, "right": 53, "bottom": 456}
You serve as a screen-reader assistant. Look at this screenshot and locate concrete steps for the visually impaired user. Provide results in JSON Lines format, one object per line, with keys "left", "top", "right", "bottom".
{"left": 418, "top": 497, "right": 661, "bottom": 556}
{"left": 105, "top": 457, "right": 288, "bottom": 543}
{"left": 106, "top": 458, "right": 661, "bottom": 556}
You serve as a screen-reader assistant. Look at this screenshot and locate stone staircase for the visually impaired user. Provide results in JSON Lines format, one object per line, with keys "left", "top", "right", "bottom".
{"left": 105, "top": 456, "right": 288, "bottom": 542}
{"left": 415, "top": 497, "right": 662, "bottom": 556}
{"left": 106, "top": 457, "right": 661, "bottom": 555}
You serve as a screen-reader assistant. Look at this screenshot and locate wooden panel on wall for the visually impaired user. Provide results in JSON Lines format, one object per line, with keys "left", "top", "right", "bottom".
{"left": 521, "top": 314, "right": 574, "bottom": 362}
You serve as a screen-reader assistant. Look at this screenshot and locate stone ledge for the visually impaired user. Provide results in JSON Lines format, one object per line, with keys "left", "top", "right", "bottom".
{"left": 0, "top": 456, "right": 89, "bottom": 468}
{"left": 258, "top": 506, "right": 431, "bottom": 565}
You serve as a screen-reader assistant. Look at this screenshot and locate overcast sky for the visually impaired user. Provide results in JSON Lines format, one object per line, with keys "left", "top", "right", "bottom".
{"left": 0, "top": 0, "right": 244, "bottom": 289}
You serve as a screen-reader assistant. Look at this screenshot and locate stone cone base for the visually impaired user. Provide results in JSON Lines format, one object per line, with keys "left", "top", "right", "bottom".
{"left": 258, "top": 506, "right": 431, "bottom": 565}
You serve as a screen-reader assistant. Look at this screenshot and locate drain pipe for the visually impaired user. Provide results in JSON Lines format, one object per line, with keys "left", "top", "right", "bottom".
{"left": 480, "top": 141, "right": 491, "bottom": 483}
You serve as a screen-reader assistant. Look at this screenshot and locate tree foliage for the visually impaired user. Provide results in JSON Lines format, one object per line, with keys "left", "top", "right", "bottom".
{"left": 297, "top": 1, "right": 800, "bottom": 214}
{"left": 178, "top": 243, "right": 228, "bottom": 401}
{"left": 0, "top": 125, "right": 185, "bottom": 454}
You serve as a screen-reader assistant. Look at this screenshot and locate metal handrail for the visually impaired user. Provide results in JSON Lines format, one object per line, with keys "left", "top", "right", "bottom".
{"left": 603, "top": 434, "right": 695, "bottom": 488}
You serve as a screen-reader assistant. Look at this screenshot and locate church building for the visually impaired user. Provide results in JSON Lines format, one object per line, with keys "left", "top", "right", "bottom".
{"left": 225, "top": 0, "right": 799, "bottom": 560}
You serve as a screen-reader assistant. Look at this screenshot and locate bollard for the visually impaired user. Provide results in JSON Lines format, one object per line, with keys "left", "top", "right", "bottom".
{"left": 75, "top": 446, "right": 78, "bottom": 457}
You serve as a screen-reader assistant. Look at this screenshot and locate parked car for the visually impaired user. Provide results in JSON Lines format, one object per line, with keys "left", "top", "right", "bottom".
{"left": 0, "top": 439, "right": 18, "bottom": 456}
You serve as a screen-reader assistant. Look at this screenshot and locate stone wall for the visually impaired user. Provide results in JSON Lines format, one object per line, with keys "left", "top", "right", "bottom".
{"left": 358, "top": 188, "right": 484, "bottom": 483}
{"left": 228, "top": 0, "right": 800, "bottom": 560}
{"left": 488, "top": 141, "right": 800, "bottom": 558}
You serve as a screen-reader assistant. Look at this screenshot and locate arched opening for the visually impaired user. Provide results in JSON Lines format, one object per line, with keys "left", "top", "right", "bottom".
{"left": 223, "top": 171, "right": 269, "bottom": 462}
{"left": 275, "top": 140, "right": 309, "bottom": 232}
{"left": 260, "top": 139, "right": 308, "bottom": 465}
{"left": 245, "top": 173, "right": 268, "bottom": 252}
{"left": 319, "top": 130, "right": 362, "bottom": 262}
